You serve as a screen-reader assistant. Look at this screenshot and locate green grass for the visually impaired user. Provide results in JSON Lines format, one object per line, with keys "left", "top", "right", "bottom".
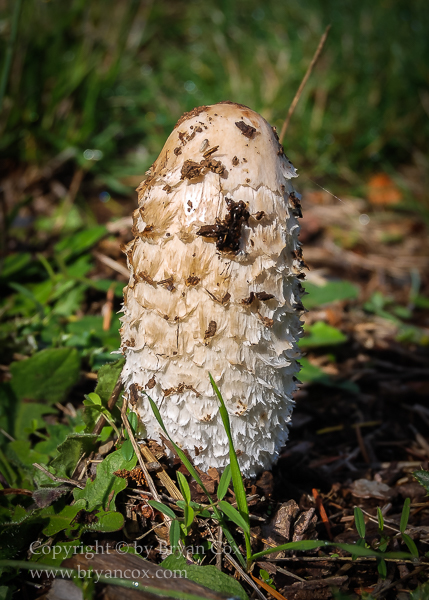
{"left": 1, "top": 0, "right": 428, "bottom": 191}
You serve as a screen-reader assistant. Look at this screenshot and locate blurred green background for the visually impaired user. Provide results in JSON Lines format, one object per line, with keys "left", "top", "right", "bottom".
{"left": 1, "top": 0, "right": 428, "bottom": 192}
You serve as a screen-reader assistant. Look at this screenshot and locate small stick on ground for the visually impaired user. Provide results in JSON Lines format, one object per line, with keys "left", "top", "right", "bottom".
{"left": 279, "top": 24, "right": 331, "bottom": 144}
{"left": 32, "top": 463, "right": 85, "bottom": 489}
{"left": 120, "top": 395, "right": 161, "bottom": 504}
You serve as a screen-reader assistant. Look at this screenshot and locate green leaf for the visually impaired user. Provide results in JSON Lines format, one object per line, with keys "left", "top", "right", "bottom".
{"left": 54, "top": 225, "right": 107, "bottom": 260}
{"left": 251, "top": 540, "right": 413, "bottom": 562}
{"left": 82, "top": 510, "right": 124, "bottom": 533}
{"left": 401, "top": 533, "right": 419, "bottom": 558}
{"left": 209, "top": 376, "right": 249, "bottom": 527}
{"left": 170, "top": 520, "right": 181, "bottom": 553}
{"left": 300, "top": 321, "right": 347, "bottom": 348}
{"left": 161, "top": 553, "right": 248, "bottom": 600}
{"left": 354, "top": 506, "right": 366, "bottom": 539}
{"left": 42, "top": 499, "right": 86, "bottom": 536}
{"left": 73, "top": 448, "right": 137, "bottom": 511}
{"left": 217, "top": 464, "right": 231, "bottom": 501}
{"left": 414, "top": 469, "right": 429, "bottom": 494}
{"left": 147, "top": 500, "right": 177, "bottom": 520}
{"left": 377, "top": 557, "right": 387, "bottom": 579}
{"left": 185, "top": 505, "right": 195, "bottom": 531}
{"left": 377, "top": 506, "right": 384, "bottom": 532}
{"left": 49, "top": 433, "right": 97, "bottom": 479}
{"left": 219, "top": 501, "right": 250, "bottom": 534}
{"left": 145, "top": 391, "right": 247, "bottom": 569}
{"left": 13, "top": 403, "right": 58, "bottom": 441}
{"left": 10, "top": 348, "right": 80, "bottom": 404}
{"left": 400, "top": 497, "right": 410, "bottom": 533}
{"left": 94, "top": 359, "right": 125, "bottom": 405}
{"left": 303, "top": 280, "right": 359, "bottom": 309}
{"left": 128, "top": 411, "right": 138, "bottom": 434}
{"left": 121, "top": 439, "right": 134, "bottom": 461}
{"left": 177, "top": 471, "right": 191, "bottom": 505}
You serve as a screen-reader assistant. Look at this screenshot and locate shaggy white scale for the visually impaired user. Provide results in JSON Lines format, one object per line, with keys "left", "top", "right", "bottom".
{"left": 120, "top": 101, "right": 305, "bottom": 477}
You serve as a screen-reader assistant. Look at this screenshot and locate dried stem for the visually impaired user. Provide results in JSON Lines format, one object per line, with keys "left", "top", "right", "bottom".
{"left": 279, "top": 24, "right": 331, "bottom": 144}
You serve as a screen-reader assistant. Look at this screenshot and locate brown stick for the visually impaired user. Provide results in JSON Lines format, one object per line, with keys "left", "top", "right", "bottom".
{"left": 279, "top": 24, "right": 331, "bottom": 144}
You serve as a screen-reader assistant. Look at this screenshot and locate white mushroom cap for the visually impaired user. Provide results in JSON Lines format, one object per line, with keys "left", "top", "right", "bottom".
{"left": 120, "top": 101, "right": 305, "bottom": 478}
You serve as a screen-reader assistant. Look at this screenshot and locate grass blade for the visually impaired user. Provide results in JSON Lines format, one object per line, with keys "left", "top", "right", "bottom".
{"left": 147, "top": 500, "right": 176, "bottom": 520}
{"left": 400, "top": 497, "right": 410, "bottom": 533}
{"left": 177, "top": 471, "right": 191, "bottom": 505}
{"left": 145, "top": 391, "right": 247, "bottom": 569}
{"left": 209, "top": 375, "right": 249, "bottom": 525}
{"left": 251, "top": 540, "right": 412, "bottom": 562}
{"left": 401, "top": 533, "right": 419, "bottom": 558}
{"left": 219, "top": 500, "right": 250, "bottom": 534}
{"left": 170, "top": 520, "right": 181, "bottom": 553}
{"left": 354, "top": 506, "right": 366, "bottom": 539}
{"left": 377, "top": 506, "right": 384, "bottom": 532}
{"left": 217, "top": 464, "right": 231, "bottom": 501}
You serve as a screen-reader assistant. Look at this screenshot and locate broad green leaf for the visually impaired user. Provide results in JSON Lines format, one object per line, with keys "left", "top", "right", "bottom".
{"left": 94, "top": 359, "right": 125, "bottom": 405}
{"left": 177, "top": 471, "right": 191, "bottom": 505}
{"left": 42, "top": 499, "right": 86, "bottom": 536}
{"left": 10, "top": 348, "right": 80, "bottom": 404}
{"left": 219, "top": 501, "right": 250, "bottom": 534}
{"left": 73, "top": 448, "right": 136, "bottom": 511}
{"left": 217, "top": 464, "right": 231, "bottom": 501}
{"left": 121, "top": 439, "right": 134, "bottom": 461}
{"left": 82, "top": 510, "right": 124, "bottom": 533}
{"left": 304, "top": 280, "right": 359, "bottom": 309}
{"left": 354, "top": 506, "right": 366, "bottom": 539}
{"left": 13, "top": 403, "right": 58, "bottom": 441}
{"left": 6, "top": 440, "right": 50, "bottom": 474}
{"left": 300, "top": 321, "right": 347, "bottom": 348}
{"left": 161, "top": 553, "right": 248, "bottom": 600}
{"left": 414, "top": 470, "right": 429, "bottom": 494}
{"left": 49, "top": 433, "right": 97, "bottom": 479}
{"left": 147, "top": 500, "right": 176, "bottom": 520}
{"left": 400, "top": 497, "right": 410, "bottom": 533}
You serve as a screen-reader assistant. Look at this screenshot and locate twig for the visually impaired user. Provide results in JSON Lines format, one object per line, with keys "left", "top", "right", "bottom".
{"left": 120, "top": 397, "right": 160, "bottom": 502}
{"left": 226, "top": 555, "right": 268, "bottom": 600}
{"left": 93, "top": 251, "right": 129, "bottom": 278}
{"left": 250, "top": 573, "right": 288, "bottom": 600}
{"left": 279, "top": 24, "right": 331, "bottom": 143}
{"left": 0, "top": 488, "right": 32, "bottom": 497}
{"left": 32, "top": 463, "right": 85, "bottom": 489}
{"left": 216, "top": 526, "right": 223, "bottom": 571}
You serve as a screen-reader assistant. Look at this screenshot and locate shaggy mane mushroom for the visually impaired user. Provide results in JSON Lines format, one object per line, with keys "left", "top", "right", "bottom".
{"left": 120, "top": 101, "right": 305, "bottom": 478}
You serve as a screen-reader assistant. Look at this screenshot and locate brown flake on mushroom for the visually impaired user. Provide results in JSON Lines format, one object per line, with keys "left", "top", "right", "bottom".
{"left": 196, "top": 197, "right": 249, "bottom": 253}
{"left": 185, "top": 275, "right": 200, "bottom": 286}
{"left": 204, "top": 320, "right": 217, "bottom": 340}
{"left": 235, "top": 120, "right": 257, "bottom": 138}
{"left": 120, "top": 101, "right": 303, "bottom": 477}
